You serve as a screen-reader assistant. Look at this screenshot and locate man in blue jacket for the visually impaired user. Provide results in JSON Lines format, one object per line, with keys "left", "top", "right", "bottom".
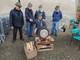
{"left": 35, "top": 13, "right": 47, "bottom": 35}
{"left": 51, "top": 6, "right": 62, "bottom": 37}
{"left": 10, "top": 2, "right": 24, "bottom": 43}
{"left": 34, "top": 5, "right": 46, "bottom": 21}
{"left": 25, "top": 3, "right": 34, "bottom": 38}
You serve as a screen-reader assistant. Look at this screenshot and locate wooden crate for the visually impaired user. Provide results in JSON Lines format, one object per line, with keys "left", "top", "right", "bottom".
{"left": 37, "top": 44, "right": 54, "bottom": 51}
{"left": 24, "top": 42, "right": 37, "bottom": 60}
{"left": 35, "top": 36, "right": 54, "bottom": 51}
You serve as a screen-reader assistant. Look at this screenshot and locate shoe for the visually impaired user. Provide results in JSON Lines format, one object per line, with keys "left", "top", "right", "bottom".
{"left": 12, "top": 40, "right": 16, "bottom": 43}
{"left": 20, "top": 38, "right": 24, "bottom": 41}
{"left": 26, "top": 37, "right": 31, "bottom": 42}
{"left": 50, "top": 33, "right": 53, "bottom": 35}
{"left": 55, "top": 34, "right": 57, "bottom": 37}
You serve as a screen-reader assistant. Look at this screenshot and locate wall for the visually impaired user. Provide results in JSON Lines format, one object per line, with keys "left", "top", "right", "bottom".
{"left": 0, "top": 0, "right": 77, "bottom": 26}
{"left": 76, "top": 0, "right": 80, "bottom": 21}
{"left": 0, "top": 0, "right": 76, "bottom": 16}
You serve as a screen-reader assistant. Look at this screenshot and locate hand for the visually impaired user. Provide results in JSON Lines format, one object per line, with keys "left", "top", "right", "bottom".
{"left": 11, "top": 27, "right": 13, "bottom": 29}
{"left": 30, "top": 19, "right": 33, "bottom": 22}
{"left": 42, "top": 19, "right": 45, "bottom": 21}
{"left": 34, "top": 28, "right": 37, "bottom": 33}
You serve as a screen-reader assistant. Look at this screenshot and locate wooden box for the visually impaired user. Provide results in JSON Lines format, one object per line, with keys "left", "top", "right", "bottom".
{"left": 24, "top": 42, "right": 37, "bottom": 60}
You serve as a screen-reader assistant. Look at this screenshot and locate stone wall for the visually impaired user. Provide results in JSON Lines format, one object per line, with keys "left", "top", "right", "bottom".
{"left": 76, "top": 0, "right": 80, "bottom": 21}
{"left": 0, "top": 0, "right": 76, "bottom": 18}
{"left": 0, "top": 0, "right": 77, "bottom": 27}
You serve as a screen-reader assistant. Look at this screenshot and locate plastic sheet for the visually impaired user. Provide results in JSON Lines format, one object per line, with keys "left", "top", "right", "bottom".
{"left": 0, "top": 17, "right": 11, "bottom": 43}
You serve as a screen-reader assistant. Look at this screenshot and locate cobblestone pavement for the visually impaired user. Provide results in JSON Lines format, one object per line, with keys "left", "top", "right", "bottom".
{"left": 0, "top": 17, "right": 80, "bottom": 60}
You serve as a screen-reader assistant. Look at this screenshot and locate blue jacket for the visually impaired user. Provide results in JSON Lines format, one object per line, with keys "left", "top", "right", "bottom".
{"left": 35, "top": 19, "right": 47, "bottom": 35}
{"left": 35, "top": 19, "right": 47, "bottom": 29}
{"left": 52, "top": 10, "right": 62, "bottom": 22}
{"left": 25, "top": 8, "right": 34, "bottom": 24}
{"left": 34, "top": 10, "right": 46, "bottom": 20}
{"left": 10, "top": 8, "right": 24, "bottom": 27}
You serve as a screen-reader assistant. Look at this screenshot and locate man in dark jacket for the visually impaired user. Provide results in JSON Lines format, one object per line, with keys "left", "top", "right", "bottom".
{"left": 25, "top": 3, "right": 34, "bottom": 38}
{"left": 10, "top": 2, "right": 24, "bottom": 43}
{"left": 34, "top": 5, "right": 46, "bottom": 21}
{"left": 34, "top": 13, "right": 47, "bottom": 35}
{"left": 51, "top": 6, "right": 62, "bottom": 37}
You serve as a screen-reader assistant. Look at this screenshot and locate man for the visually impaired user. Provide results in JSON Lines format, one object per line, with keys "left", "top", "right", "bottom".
{"left": 25, "top": 3, "right": 34, "bottom": 38}
{"left": 51, "top": 6, "right": 62, "bottom": 37}
{"left": 10, "top": 2, "right": 24, "bottom": 43}
{"left": 34, "top": 5, "right": 46, "bottom": 21}
{"left": 35, "top": 13, "right": 47, "bottom": 35}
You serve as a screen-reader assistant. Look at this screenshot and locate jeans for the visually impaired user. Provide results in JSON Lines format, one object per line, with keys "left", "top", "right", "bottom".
{"left": 51, "top": 21, "right": 59, "bottom": 35}
{"left": 26, "top": 22, "right": 33, "bottom": 37}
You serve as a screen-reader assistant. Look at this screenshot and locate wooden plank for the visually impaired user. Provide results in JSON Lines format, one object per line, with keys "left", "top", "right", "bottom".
{"left": 37, "top": 44, "right": 54, "bottom": 52}
{"left": 24, "top": 42, "right": 37, "bottom": 60}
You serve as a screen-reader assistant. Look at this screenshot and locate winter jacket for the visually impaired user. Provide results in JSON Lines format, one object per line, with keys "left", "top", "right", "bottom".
{"left": 10, "top": 8, "right": 24, "bottom": 27}
{"left": 52, "top": 10, "right": 62, "bottom": 22}
{"left": 25, "top": 8, "right": 34, "bottom": 24}
{"left": 35, "top": 19, "right": 47, "bottom": 29}
{"left": 34, "top": 10, "right": 46, "bottom": 20}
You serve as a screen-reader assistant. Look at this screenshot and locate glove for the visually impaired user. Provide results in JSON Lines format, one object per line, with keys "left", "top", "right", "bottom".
{"left": 42, "top": 19, "right": 45, "bottom": 21}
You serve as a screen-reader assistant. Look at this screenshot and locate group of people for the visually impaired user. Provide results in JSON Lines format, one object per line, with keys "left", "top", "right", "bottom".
{"left": 10, "top": 2, "right": 62, "bottom": 43}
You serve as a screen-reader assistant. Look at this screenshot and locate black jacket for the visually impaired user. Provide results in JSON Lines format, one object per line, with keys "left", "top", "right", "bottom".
{"left": 25, "top": 8, "right": 34, "bottom": 24}
{"left": 34, "top": 10, "right": 46, "bottom": 20}
{"left": 10, "top": 8, "right": 24, "bottom": 27}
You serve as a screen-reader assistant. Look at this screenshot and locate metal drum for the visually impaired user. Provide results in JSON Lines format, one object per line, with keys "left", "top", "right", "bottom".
{"left": 38, "top": 28, "right": 49, "bottom": 39}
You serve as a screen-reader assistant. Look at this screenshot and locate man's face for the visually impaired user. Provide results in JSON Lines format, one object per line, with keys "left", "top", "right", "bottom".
{"left": 55, "top": 8, "right": 59, "bottom": 12}
{"left": 39, "top": 8, "right": 42, "bottom": 11}
{"left": 28, "top": 7, "right": 32, "bottom": 10}
{"left": 55, "top": 6, "right": 60, "bottom": 12}
{"left": 16, "top": 6, "right": 21, "bottom": 10}
{"left": 38, "top": 16, "right": 42, "bottom": 21}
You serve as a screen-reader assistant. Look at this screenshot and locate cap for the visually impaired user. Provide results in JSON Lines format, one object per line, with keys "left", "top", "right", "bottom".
{"left": 15, "top": 2, "right": 22, "bottom": 8}
{"left": 28, "top": 3, "right": 32, "bottom": 7}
